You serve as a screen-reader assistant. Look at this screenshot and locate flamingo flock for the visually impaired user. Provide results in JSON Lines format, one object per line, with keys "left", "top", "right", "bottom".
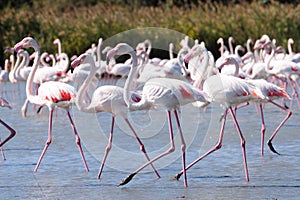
{"left": 0, "top": 34, "right": 299, "bottom": 187}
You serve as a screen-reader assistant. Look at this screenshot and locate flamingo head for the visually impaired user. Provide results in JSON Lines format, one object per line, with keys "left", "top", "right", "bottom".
{"left": 106, "top": 43, "right": 134, "bottom": 65}
{"left": 253, "top": 40, "right": 263, "bottom": 50}
{"left": 259, "top": 34, "right": 271, "bottom": 44}
{"left": 4, "top": 47, "right": 14, "bottom": 54}
{"left": 14, "top": 37, "right": 38, "bottom": 52}
{"left": 184, "top": 43, "right": 207, "bottom": 64}
{"left": 53, "top": 38, "right": 60, "bottom": 45}
{"left": 71, "top": 53, "right": 94, "bottom": 69}
{"left": 218, "top": 56, "right": 237, "bottom": 71}
{"left": 0, "top": 97, "right": 12, "bottom": 109}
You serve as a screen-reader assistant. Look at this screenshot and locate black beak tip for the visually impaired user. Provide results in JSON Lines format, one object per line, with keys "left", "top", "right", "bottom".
{"left": 184, "top": 61, "right": 189, "bottom": 69}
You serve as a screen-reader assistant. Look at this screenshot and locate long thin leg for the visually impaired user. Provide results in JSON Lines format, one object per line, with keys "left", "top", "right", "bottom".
{"left": 267, "top": 100, "right": 292, "bottom": 155}
{"left": 34, "top": 109, "right": 53, "bottom": 172}
{"left": 289, "top": 79, "right": 300, "bottom": 108}
{"left": 119, "top": 110, "right": 175, "bottom": 186}
{"left": 0, "top": 138, "right": 6, "bottom": 160}
{"left": 21, "top": 98, "right": 29, "bottom": 117}
{"left": 124, "top": 118, "right": 160, "bottom": 179}
{"left": 67, "top": 111, "right": 89, "bottom": 172}
{"left": 98, "top": 116, "right": 115, "bottom": 179}
{"left": 228, "top": 107, "right": 249, "bottom": 182}
{"left": 259, "top": 103, "right": 266, "bottom": 156}
{"left": 0, "top": 119, "right": 16, "bottom": 148}
{"left": 175, "top": 108, "right": 228, "bottom": 180}
{"left": 173, "top": 110, "right": 187, "bottom": 187}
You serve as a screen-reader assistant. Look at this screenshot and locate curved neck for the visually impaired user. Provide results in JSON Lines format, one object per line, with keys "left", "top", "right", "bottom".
{"left": 265, "top": 41, "right": 276, "bottom": 74}
{"left": 217, "top": 38, "right": 224, "bottom": 57}
{"left": 287, "top": 39, "right": 293, "bottom": 55}
{"left": 145, "top": 40, "right": 152, "bottom": 58}
{"left": 14, "top": 52, "right": 27, "bottom": 79}
{"left": 40, "top": 53, "right": 50, "bottom": 67}
{"left": 56, "top": 40, "right": 62, "bottom": 56}
{"left": 246, "top": 39, "right": 253, "bottom": 53}
{"left": 176, "top": 48, "right": 188, "bottom": 77}
{"left": 97, "top": 38, "right": 103, "bottom": 67}
{"left": 124, "top": 51, "right": 138, "bottom": 107}
{"left": 169, "top": 43, "right": 174, "bottom": 60}
{"left": 55, "top": 53, "right": 69, "bottom": 72}
{"left": 76, "top": 56, "right": 99, "bottom": 113}
{"left": 243, "top": 52, "right": 256, "bottom": 76}
{"left": 231, "top": 58, "right": 240, "bottom": 77}
{"left": 26, "top": 44, "right": 41, "bottom": 100}
{"left": 10, "top": 55, "right": 16, "bottom": 71}
{"left": 228, "top": 37, "right": 234, "bottom": 55}
{"left": 192, "top": 50, "right": 210, "bottom": 88}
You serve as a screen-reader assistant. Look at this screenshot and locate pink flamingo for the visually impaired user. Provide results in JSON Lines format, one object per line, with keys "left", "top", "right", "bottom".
{"left": 14, "top": 37, "right": 89, "bottom": 172}
{"left": 109, "top": 43, "right": 211, "bottom": 187}
{"left": 0, "top": 97, "right": 16, "bottom": 160}
{"left": 174, "top": 49, "right": 266, "bottom": 183}
{"left": 246, "top": 79, "right": 292, "bottom": 155}
{"left": 71, "top": 52, "right": 160, "bottom": 180}
{"left": 261, "top": 40, "right": 300, "bottom": 108}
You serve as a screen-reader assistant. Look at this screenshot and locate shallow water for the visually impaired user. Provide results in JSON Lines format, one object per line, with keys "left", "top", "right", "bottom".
{"left": 0, "top": 81, "right": 300, "bottom": 200}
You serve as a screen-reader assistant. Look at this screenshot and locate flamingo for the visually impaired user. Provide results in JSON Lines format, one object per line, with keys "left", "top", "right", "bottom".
{"left": 0, "top": 97, "right": 16, "bottom": 160}
{"left": 13, "top": 49, "right": 30, "bottom": 81}
{"left": 260, "top": 40, "right": 300, "bottom": 108}
{"left": 14, "top": 37, "right": 89, "bottom": 172}
{"left": 286, "top": 38, "right": 300, "bottom": 63}
{"left": 71, "top": 52, "right": 160, "bottom": 180}
{"left": 174, "top": 46, "right": 266, "bottom": 183}
{"left": 246, "top": 79, "right": 292, "bottom": 155}
{"left": 136, "top": 47, "right": 188, "bottom": 83}
{"left": 108, "top": 43, "right": 211, "bottom": 187}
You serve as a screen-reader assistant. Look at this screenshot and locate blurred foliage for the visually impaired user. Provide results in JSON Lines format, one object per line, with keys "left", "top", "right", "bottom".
{"left": 1, "top": 0, "right": 300, "bottom": 66}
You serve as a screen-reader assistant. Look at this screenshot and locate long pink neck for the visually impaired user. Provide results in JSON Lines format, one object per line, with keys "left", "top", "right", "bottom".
{"left": 26, "top": 44, "right": 40, "bottom": 100}
{"left": 265, "top": 42, "right": 276, "bottom": 74}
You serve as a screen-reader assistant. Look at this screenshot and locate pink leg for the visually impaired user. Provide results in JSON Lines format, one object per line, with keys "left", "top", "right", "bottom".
{"left": 67, "top": 111, "right": 89, "bottom": 172}
{"left": 124, "top": 118, "right": 160, "bottom": 179}
{"left": 0, "top": 119, "right": 16, "bottom": 149}
{"left": 228, "top": 107, "right": 249, "bottom": 182}
{"left": 290, "top": 80, "right": 300, "bottom": 108}
{"left": 267, "top": 100, "right": 292, "bottom": 155}
{"left": 259, "top": 104, "right": 266, "bottom": 156}
{"left": 119, "top": 110, "right": 175, "bottom": 186}
{"left": 281, "top": 80, "right": 288, "bottom": 107}
{"left": 34, "top": 109, "right": 53, "bottom": 172}
{"left": 174, "top": 110, "right": 188, "bottom": 187}
{"left": 21, "top": 98, "right": 29, "bottom": 117}
{"left": 175, "top": 108, "right": 227, "bottom": 180}
{"left": 221, "top": 102, "right": 249, "bottom": 122}
{"left": 98, "top": 116, "right": 115, "bottom": 179}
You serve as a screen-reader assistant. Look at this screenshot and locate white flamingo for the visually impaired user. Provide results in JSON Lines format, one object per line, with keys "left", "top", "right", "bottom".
{"left": 175, "top": 46, "right": 266, "bottom": 184}
{"left": 14, "top": 36, "right": 89, "bottom": 172}
{"left": 71, "top": 52, "right": 160, "bottom": 180}
{"left": 109, "top": 43, "right": 211, "bottom": 187}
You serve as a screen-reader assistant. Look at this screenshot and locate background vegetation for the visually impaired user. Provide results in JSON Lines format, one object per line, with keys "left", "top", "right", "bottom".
{"left": 1, "top": 0, "right": 300, "bottom": 66}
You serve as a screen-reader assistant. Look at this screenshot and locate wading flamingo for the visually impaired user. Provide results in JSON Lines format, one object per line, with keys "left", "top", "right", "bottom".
{"left": 14, "top": 37, "right": 89, "bottom": 172}
{"left": 71, "top": 51, "right": 160, "bottom": 180}
{"left": 174, "top": 48, "right": 266, "bottom": 183}
{"left": 246, "top": 79, "right": 292, "bottom": 155}
{"left": 108, "top": 43, "right": 211, "bottom": 187}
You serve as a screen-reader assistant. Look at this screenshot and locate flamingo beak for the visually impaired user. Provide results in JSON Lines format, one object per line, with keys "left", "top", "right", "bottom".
{"left": 14, "top": 42, "right": 23, "bottom": 52}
